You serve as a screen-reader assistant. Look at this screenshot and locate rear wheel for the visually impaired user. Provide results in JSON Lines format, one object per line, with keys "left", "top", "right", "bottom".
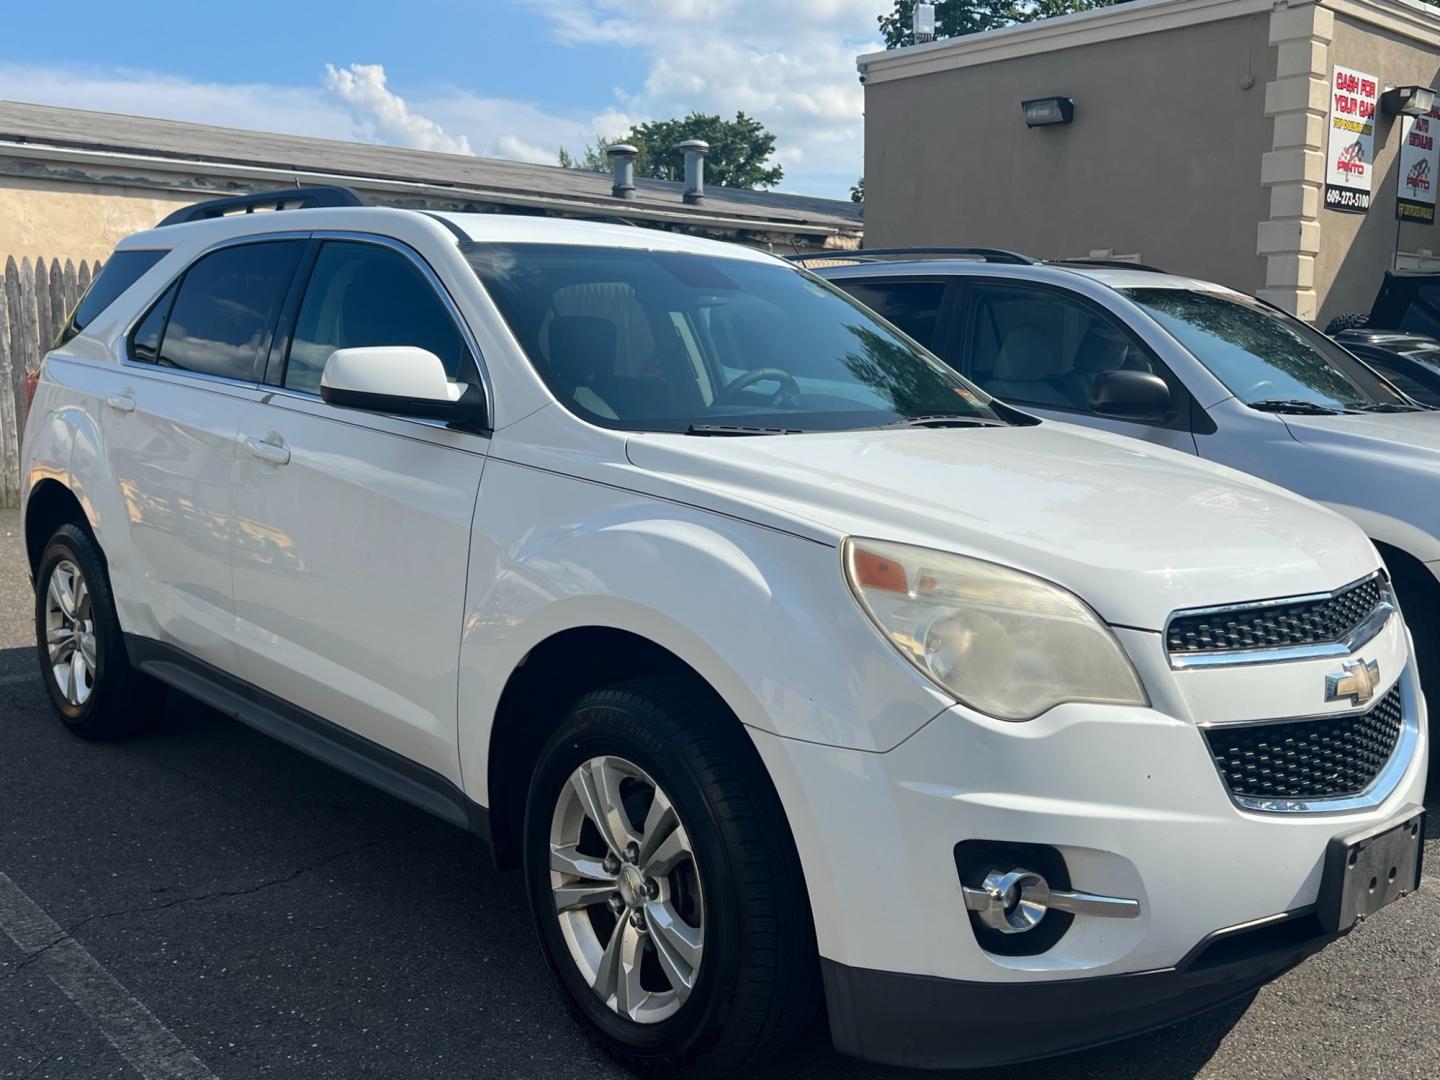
{"left": 34, "top": 524, "right": 164, "bottom": 738}
{"left": 522, "top": 677, "right": 818, "bottom": 1076}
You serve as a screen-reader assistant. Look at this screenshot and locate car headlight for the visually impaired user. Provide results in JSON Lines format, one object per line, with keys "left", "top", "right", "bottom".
{"left": 843, "top": 538, "right": 1147, "bottom": 721}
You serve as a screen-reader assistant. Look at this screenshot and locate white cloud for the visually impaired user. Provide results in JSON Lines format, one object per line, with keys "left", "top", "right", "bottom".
{"left": 323, "top": 63, "right": 472, "bottom": 155}
{"left": 0, "top": 0, "right": 879, "bottom": 200}
{"left": 495, "top": 133, "right": 559, "bottom": 165}
{"left": 0, "top": 61, "right": 591, "bottom": 171}
{"left": 0, "top": 63, "right": 352, "bottom": 140}
{"left": 516, "top": 0, "right": 878, "bottom": 196}
{"left": 414, "top": 90, "right": 638, "bottom": 166}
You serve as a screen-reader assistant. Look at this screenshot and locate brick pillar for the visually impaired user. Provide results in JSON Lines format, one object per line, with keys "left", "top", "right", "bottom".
{"left": 1258, "top": 1, "right": 1333, "bottom": 322}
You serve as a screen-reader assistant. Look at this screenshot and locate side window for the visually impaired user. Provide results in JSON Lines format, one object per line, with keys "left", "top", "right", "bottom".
{"left": 1396, "top": 288, "right": 1440, "bottom": 339}
{"left": 59, "top": 249, "right": 168, "bottom": 346}
{"left": 286, "top": 241, "right": 468, "bottom": 395}
{"left": 151, "top": 241, "right": 304, "bottom": 380}
{"left": 839, "top": 279, "right": 947, "bottom": 350}
{"left": 968, "top": 284, "right": 1159, "bottom": 414}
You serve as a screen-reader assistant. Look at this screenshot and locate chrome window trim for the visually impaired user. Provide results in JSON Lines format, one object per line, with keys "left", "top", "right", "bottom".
{"left": 257, "top": 385, "right": 490, "bottom": 447}
{"left": 1165, "top": 570, "right": 1391, "bottom": 670}
{"left": 1200, "top": 664, "right": 1420, "bottom": 815}
{"left": 117, "top": 356, "right": 270, "bottom": 394}
{"left": 49, "top": 353, "right": 270, "bottom": 404}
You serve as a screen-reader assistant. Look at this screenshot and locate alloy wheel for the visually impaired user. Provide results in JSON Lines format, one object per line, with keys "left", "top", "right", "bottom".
{"left": 44, "top": 559, "right": 97, "bottom": 707}
{"left": 549, "top": 755, "right": 705, "bottom": 1024}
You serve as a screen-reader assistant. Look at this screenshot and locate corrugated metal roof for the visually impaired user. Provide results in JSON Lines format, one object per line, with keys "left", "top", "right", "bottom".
{"left": 0, "top": 100, "right": 862, "bottom": 235}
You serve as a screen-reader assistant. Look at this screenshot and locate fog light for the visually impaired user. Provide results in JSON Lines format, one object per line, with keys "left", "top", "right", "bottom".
{"left": 964, "top": 868, "right": 1051, "bottom": 933}
{"left": 963, "top": 866, "right": 1142, "bottom": 934}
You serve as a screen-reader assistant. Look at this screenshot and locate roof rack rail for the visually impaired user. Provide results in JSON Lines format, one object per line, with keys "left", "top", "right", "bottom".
{"left": 156, "top": 186, "right": 367, "bottom": 228}
{"left": 1050, "top": 258, "right": 1167, "bottom": 273}
{"left": 787, "top": 247, "right": 1038, "bottom": 266}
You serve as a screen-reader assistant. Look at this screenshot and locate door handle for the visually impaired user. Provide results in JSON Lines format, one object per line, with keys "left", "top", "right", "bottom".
{"left": 104, "top": 393, "right": 135, "bottom": 414}
{"left": 245, "top": 436, "right": 291, "bottom": 466}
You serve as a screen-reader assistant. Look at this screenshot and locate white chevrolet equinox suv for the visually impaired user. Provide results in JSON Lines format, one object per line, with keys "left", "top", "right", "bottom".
{"left": 20, "top": 189, "right": 1428, "bottom": 1074}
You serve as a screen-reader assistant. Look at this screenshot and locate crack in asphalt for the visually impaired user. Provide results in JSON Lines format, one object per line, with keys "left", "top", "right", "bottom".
{"left": 0, "top": 824, "right": 430, "bottom": 983}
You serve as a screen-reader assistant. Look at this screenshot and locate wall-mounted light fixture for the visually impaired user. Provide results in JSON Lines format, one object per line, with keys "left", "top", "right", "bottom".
{"left": 1022, "top": 97, "right": 1075, "bottom": 128}
{"left": 1381, "top": 85, "right": 1437, "bottom": 117}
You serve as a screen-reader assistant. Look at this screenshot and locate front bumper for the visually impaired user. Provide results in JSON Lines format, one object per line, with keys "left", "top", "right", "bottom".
{"left": 748, "top": 631, "right": 1427, "bottom": 1064}
{"left": 822, "top": 906, "right": 1331, "bottom": 1069}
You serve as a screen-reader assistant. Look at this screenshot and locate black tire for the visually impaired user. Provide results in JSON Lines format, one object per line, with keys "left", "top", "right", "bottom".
{"left": 34, "top": 523, "right": 165, "bottom": 739}
{"left": 522, "top": 676, "right": 819, "bottom": 1077}
{"left": 1378, "top": 545, "right": 1440, "bottom": 790}
{"left": 1324, "top": 312, "right": 1371, "bottom": 335}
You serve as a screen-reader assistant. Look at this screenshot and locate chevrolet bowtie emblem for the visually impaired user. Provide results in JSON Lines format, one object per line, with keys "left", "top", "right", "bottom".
{"left": 1326, "top": 658, "right": 1380, "bottom": 706}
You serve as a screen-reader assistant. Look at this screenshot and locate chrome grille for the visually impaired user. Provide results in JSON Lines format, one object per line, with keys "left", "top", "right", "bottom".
{"left": 1167, "top": 575, "right": 1387, "bottom": 656}
{"left": 1203, "top": 682, "right": 1404, "bottom": 802}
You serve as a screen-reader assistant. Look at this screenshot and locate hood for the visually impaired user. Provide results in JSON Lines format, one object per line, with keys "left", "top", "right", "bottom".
{"left": 624, "top": 422, "right": 1377, "bottom": 631}
{"left": 1269, "top": 410, "right": 1440, "bottom": 556}
{"left": 1278, "top": 408, "right": 1440, "bottom": 458}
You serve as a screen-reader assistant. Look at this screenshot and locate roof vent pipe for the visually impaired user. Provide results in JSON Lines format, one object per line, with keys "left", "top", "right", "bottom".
{"left": 607, "top": 144, "right": 639, "bottom": 200}
{"left": 679, "top": 140, "right": 709, "bottom": 204}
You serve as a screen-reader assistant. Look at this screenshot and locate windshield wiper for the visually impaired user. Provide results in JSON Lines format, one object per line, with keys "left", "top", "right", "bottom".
{"left": 882, "top": 414, "right": 1008, "bottom": 429}
{"left": 1350, "top": 401, "right": 1424, "bottom": 413}
{"left": 1248, "top": 399, "right": 1346, "bottom": 415}
{"left": 685, "top": 424, "right": 809, "bottom": 436}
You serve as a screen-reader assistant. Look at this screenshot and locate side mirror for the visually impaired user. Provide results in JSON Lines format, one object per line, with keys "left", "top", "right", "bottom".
{"left": 320, "top": 347, "right": 486, "bottom": 427}
{"left": 1089, "top": 370, "right": 1171, "bottom": 423}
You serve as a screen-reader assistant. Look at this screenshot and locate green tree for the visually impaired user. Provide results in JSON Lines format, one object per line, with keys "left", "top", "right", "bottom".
{"left": 850, "top": 177, "right": 865, "bottom": 203}
{"left": 561, "top": 112, "right": 784, "bottom": 190}
{"left": 879, "top": 0, "right": 1124, "bottom": 48}
{"left": 558, "top": 136, "right": 629, "bottom": 173}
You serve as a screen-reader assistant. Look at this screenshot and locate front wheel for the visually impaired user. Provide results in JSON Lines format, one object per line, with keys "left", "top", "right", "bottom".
{"left": 522, "top": 677, "right": 818, "bottom": 1076}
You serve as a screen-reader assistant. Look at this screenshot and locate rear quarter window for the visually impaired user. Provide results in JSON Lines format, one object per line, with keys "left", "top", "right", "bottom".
{"left": 56, "top": 249, "right": 168, "bottom": 346}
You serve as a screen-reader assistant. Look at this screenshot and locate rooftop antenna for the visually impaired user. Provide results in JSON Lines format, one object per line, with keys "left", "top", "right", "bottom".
{"left": 913, "top": 2, "right": 937, "bottom": 43}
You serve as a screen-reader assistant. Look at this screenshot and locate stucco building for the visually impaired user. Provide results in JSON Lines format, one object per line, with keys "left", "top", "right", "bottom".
{"left": 859, "top": 0, "right": 1440, "bottom": 325}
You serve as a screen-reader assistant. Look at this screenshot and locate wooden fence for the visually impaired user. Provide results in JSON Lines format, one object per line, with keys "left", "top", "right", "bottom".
{"left": 0, "top": 256, "right": 102, "bottom": 508}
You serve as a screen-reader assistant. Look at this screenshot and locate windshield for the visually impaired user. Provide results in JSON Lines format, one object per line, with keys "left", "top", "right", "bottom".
{"left": 465, "top": 243, "right": 1000, "bottom": 433}
{"left": 1403, "top": 344, "right": 1440, "bottom": 370}
{"left": 1124, "top": 288, "right": 1407, "bottom": 412}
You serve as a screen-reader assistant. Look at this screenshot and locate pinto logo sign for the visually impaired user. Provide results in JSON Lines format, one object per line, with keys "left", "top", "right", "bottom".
{"left": 1396, "top": 104, "right": 1440, "bottom": 225}
{"left": 1325, "top": 65, "right": 1378, "bottom": 214}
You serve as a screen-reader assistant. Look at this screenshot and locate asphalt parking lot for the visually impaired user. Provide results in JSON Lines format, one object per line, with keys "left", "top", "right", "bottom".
{"left": 1, "top": 508, "right": 1438, "bottom": 1080}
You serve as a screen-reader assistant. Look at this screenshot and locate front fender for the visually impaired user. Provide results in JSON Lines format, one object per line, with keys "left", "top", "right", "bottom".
{"left": 1316, "top": 501, "right": 1440, "bottom": 567}
{"left": 457, "top": 459, "right": 951, "bottom": 805}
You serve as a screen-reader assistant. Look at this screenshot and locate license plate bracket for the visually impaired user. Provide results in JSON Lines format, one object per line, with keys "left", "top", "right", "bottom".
{"left": 1318, "top": 806, "right": 1425, "bottom": 935}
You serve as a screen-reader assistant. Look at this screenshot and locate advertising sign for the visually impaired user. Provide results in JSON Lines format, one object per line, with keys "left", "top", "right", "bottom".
{"left": 1396, "top": 104, "right": 1440, "bottom": 225}
{"left": 1325, "top": 65, "right": 1379, "bottom": 214}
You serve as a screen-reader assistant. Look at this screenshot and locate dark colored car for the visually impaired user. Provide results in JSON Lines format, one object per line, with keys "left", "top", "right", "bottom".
{"left": 1333, "top": 329, "right": 1440, "bottom": 408}
{"left": 1326, "top": 270, "right": 1440, "bottom": 338}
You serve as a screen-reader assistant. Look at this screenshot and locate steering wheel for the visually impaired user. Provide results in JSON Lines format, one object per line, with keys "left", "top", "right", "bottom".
{"left": 716, "top": 367, "right": 802, "bottom": 406}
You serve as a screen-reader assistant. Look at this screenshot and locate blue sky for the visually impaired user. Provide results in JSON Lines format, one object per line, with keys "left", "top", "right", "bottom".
{"left": 0, "top": 1, "right": 883, "bottom": 198}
